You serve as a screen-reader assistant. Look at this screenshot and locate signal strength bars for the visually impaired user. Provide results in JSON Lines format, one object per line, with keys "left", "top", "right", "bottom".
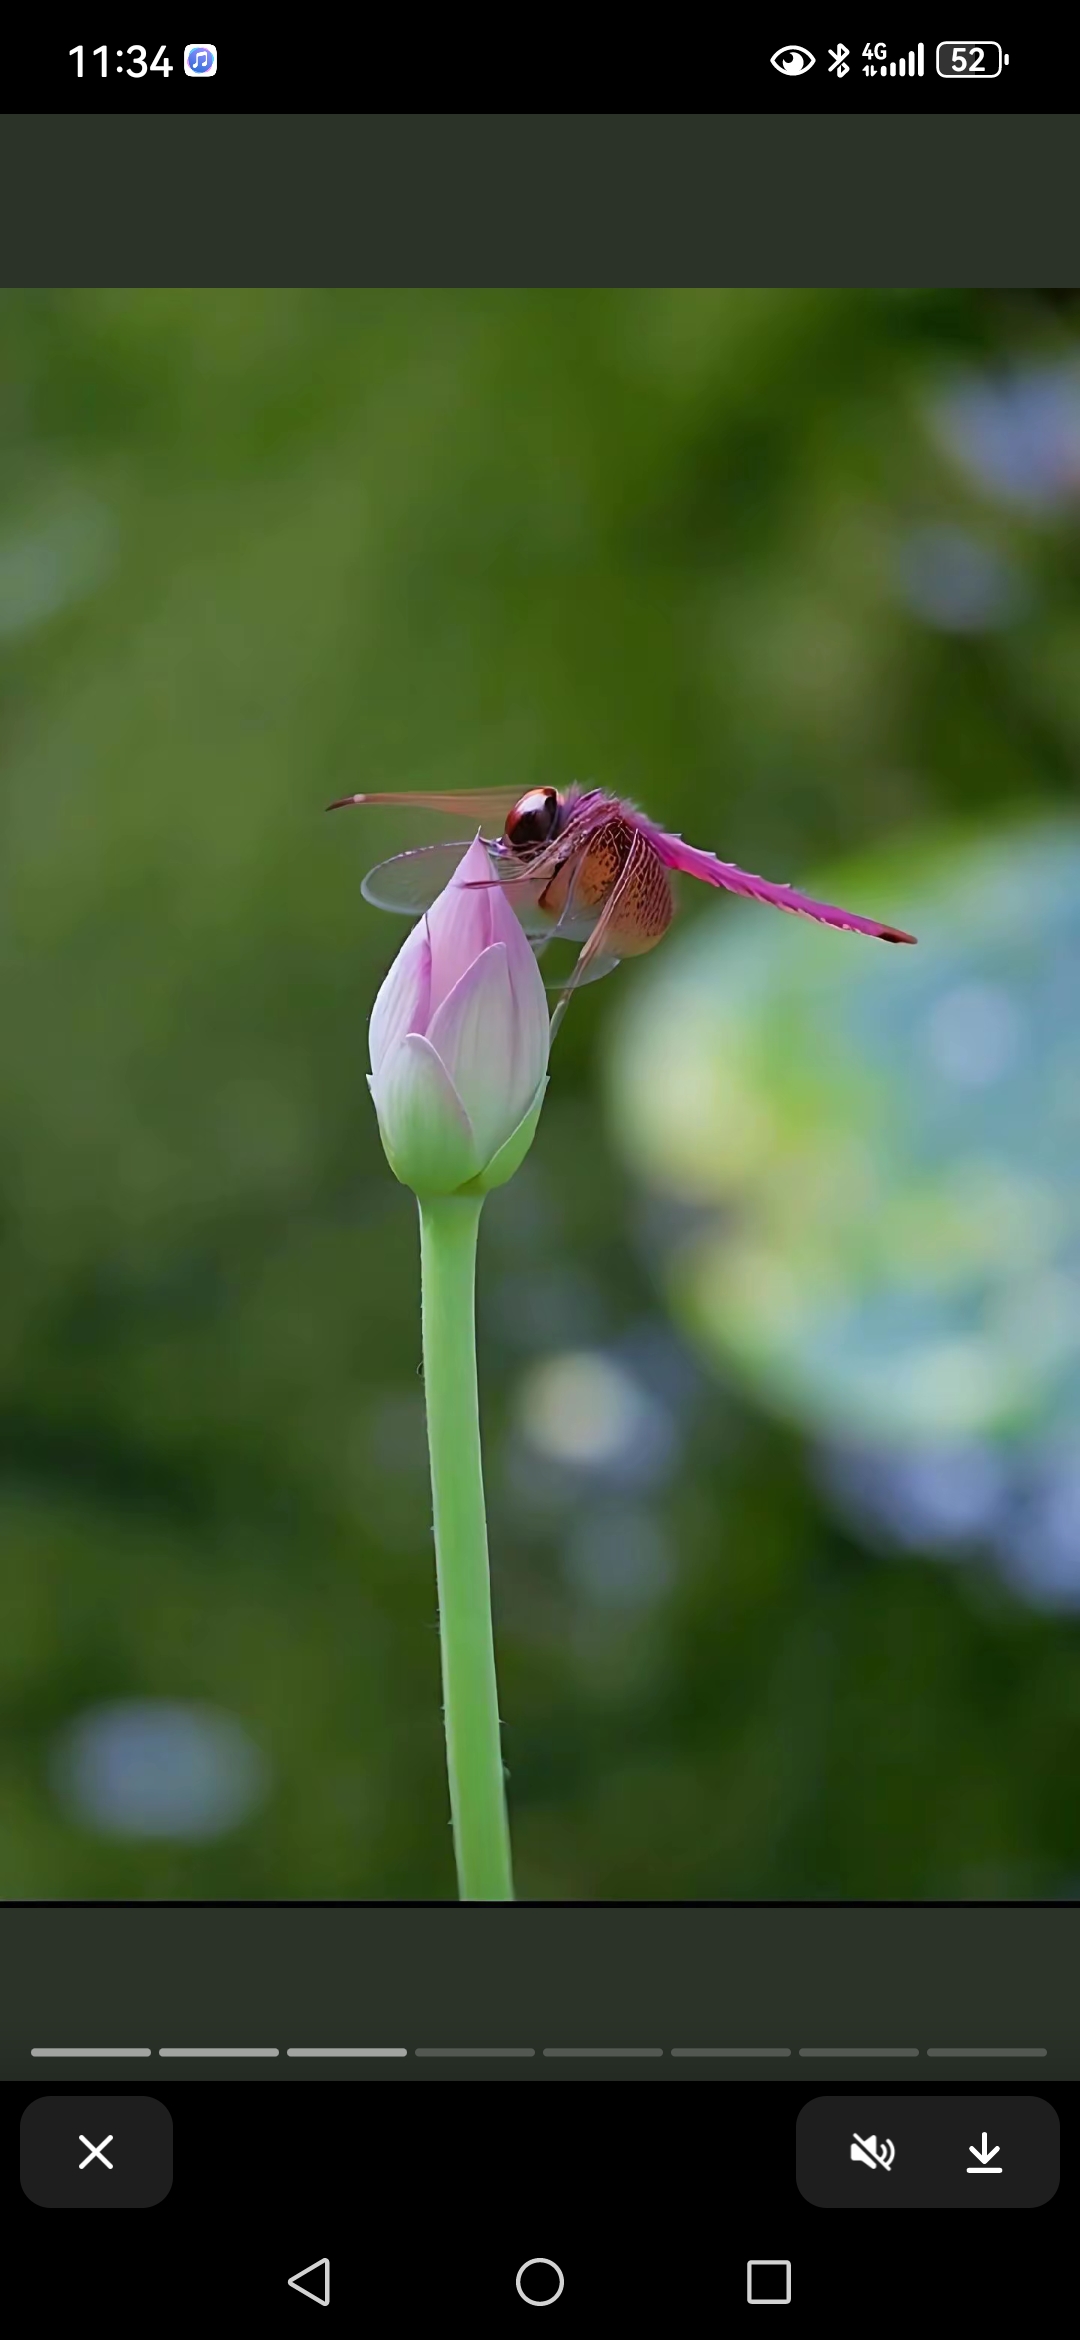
{"left": 884, "top": 44, "right": 924, "bottom": 75}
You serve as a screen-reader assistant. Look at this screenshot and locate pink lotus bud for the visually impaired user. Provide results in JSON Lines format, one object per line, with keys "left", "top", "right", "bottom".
{"left": 368, "top": 834, "right": 551, "bottom": 1196}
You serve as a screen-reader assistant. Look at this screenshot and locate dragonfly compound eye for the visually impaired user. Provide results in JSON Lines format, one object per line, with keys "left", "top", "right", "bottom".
{"left": 505, "top": 789, "right": 560, "bottom": 849}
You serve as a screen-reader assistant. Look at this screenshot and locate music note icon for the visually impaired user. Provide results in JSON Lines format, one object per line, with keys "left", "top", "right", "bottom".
{"left": 184, "top": 44, "right": 218, "bottom": 76}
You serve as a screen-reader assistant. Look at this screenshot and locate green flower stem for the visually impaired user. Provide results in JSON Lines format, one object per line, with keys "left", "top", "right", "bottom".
{"left": 418, "top": 1193, "right": 514, "bottom": 1902}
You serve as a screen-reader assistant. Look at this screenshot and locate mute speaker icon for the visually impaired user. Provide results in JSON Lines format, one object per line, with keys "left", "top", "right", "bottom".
{"left": 851, "top": 2131, "right": 895, "bottom": 2171}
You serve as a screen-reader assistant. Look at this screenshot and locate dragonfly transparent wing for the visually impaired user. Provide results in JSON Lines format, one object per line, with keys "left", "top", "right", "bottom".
{"left": 361, "top": 843, "right": 623, "bottom": 991}
{"left": 534, "top": 939, "right": 621, "bottom": 992}
{"left": 363, "top": 841, "right": 557, "bottom": 945}
{"left": 361, "top": 842, "right": 510, "bottom": 916}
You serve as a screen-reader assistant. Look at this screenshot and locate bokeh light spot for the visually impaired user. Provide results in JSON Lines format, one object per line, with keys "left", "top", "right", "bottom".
{"left": 515, "top": 1350, "right": 675, "bottom": 1482}
{"left": 50, "top": 1698, "right": 269, "bottom": 1840}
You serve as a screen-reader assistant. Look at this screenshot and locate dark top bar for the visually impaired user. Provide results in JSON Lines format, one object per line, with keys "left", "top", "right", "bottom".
{"left": 2, "top": 39, "right": 1076, "bottom": 110}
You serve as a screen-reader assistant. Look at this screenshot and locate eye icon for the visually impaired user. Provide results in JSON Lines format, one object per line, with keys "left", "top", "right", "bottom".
{"left": 770, "top": 45, "right": 815, "bottom": 73}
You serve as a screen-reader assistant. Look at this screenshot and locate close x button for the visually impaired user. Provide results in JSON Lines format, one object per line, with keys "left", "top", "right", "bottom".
{"left": 21, "top": 2097, "right": 173, "bottom": 2208}
{"left": 796, "top": 2097, "right": 1059, "bottom": 2208}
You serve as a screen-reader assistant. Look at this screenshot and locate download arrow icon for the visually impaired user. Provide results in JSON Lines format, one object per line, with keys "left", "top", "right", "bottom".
{"left": 967, "top": 2132, "right": 1001, "bottom": 2172}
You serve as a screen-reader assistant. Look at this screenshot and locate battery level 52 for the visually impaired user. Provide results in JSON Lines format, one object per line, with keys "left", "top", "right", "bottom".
{"left": 936, "top": 41, "right": 1009, "bottom": 75}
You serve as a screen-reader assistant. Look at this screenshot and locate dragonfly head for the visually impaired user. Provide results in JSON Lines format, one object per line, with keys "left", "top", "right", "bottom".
{"left": 504, "top": 787, "right": 561, "bottom": 851}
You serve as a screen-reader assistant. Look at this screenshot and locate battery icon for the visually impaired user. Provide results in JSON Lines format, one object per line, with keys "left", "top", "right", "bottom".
{"left": 936, "top": 41, "right": 1008, "bottom": 76}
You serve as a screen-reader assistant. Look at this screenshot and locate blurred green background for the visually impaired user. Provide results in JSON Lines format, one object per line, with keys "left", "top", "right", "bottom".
{"left": 4, "top": 287, "right": 1080, "bottom": 1902}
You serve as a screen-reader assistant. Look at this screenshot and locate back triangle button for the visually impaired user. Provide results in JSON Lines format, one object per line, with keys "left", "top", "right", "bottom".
{"left": 288, "top": 2257, "right": 330, "bottom": 2305}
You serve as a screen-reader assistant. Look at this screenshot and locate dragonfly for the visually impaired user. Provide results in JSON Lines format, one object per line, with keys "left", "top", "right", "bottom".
{"left": 328, "top": 782, "right": 917, "bottom": 1021}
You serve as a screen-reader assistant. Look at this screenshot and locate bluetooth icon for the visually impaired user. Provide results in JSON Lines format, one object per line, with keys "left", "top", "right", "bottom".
{"left": 828, "top": 44, "right": 850, "bottom": 75}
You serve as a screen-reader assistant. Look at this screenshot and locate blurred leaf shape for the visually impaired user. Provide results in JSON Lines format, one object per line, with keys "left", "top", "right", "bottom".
{"left": 607, "top": 816, "right": 1080, "bottom": 1448}
{"left": 817, "top": 1431, "right": 1080, "bottom": 1614}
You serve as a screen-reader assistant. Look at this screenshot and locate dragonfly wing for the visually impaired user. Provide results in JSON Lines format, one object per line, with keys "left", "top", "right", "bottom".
{"left": 361, "top": 842, "right": 556, "bottom": 942}
{"left": 542, "top": 950, "right": 621, "bottom": 994}
{"left": 330, "top": 785, "right": 528, "bottom": 817}
{"left": 360, "top": 828, "right": 626, "bottom": 997}
{"left": 653, "top": 833, "right": 917, "bottom": 944}
{"left": 361, "top": 843, "right": 484, "bottom": 915}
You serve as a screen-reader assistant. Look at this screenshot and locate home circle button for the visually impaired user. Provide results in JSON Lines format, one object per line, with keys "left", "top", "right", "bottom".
{"left": 516, "top": 2257, "right": 565, "bottom": 2305}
